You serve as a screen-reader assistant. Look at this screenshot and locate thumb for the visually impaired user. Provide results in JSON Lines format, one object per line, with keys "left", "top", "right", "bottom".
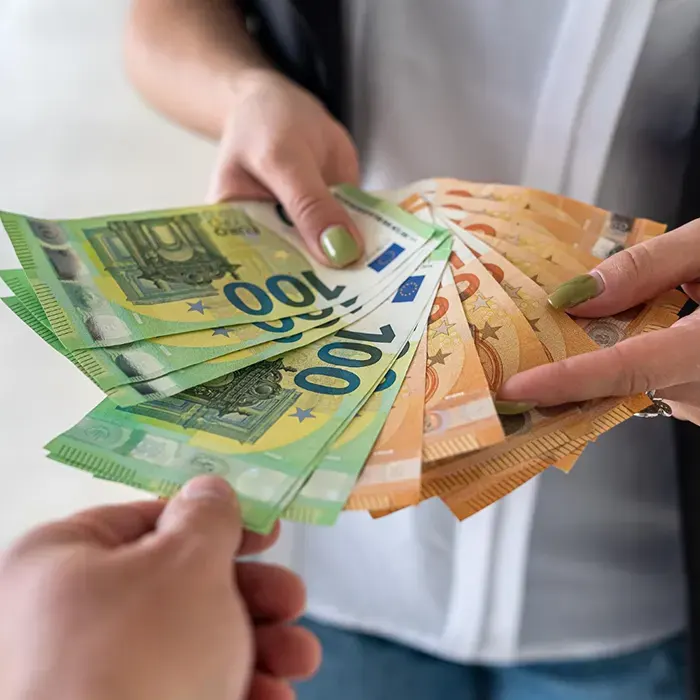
{"left": 547, "top": 218, "right": 700, "bottom": 316}
{"left": 156, "top": 476, "right": 244, "bottom": 566}
{"left": 264, "top": 149, "right": 364, "bottom": 268}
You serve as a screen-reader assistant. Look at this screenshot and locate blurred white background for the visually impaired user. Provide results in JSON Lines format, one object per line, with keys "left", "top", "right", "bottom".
{"left": 0, "top": 1, "right": 219, "bottom": 546}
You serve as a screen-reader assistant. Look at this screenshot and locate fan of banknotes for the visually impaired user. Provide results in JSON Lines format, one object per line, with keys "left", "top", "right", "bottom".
{"left": 0, "top": 179, "right": 686, "bottom": 533}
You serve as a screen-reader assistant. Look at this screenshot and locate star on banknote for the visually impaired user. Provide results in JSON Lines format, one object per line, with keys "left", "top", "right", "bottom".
{"left": 479, "top": 321, "right": 502, "bottom": 340}
{"left": 430, "top": 319, "right": 456, "bottom": 337}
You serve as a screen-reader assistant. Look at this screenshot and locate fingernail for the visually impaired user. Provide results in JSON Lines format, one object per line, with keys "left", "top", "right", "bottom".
{"left": 547, "top": 272, "right": 604, "bottom": 309}
{"left": 319, "top": 226, "right": 361, "bottom": 267}
{"left": 494, "top": 400, "right": 537, "bottom": 415}
{"left": 181, "top": 476, "right": 235, "bottom": 502}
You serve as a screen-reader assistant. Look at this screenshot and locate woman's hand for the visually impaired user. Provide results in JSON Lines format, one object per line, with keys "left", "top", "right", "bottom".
{"left": 209, "top": 70, "right": 363, "bottom": 268}
{"left": 0, "top": 477, "right": 320, "bottom": 700}
{"left": 498, "top": 218, "right": 700, "bottom": 425}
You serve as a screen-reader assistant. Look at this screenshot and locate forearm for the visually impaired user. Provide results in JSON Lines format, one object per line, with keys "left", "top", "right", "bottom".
{"left": 125, "top": 0, "right": 276, "bottom": 139}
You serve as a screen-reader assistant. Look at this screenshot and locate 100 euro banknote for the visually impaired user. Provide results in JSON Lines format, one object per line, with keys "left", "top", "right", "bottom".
{"left": 2, "top": 233, "right": 448, "bottom": 402}
{"left": 106, "top": 238, "right": 452, "bottom": 405}
{"left": 283, "top": 300, "right": 435, "bottom": 525}
{"left": 46, "top": 244, "right": 450, "bottom": 532}
{"left": 0, "top": 250, "right": 438, "bottom": 391}
{"left": 2, "top": 185, "right": 442, "bottom": 350}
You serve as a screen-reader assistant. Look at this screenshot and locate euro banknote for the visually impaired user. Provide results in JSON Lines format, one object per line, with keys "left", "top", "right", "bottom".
{"left": 344, "top": 321, "right": 429, "bottom": 511}
{"left": 0, "top": 177, "right": 683, "bottom": 532}
{"left": 422, "top": 265, "right": 503, "bottom": 462}
{"left": 0, "top": 258, "right": 426, "bottom": 391}
{"left": 283, "top": 304, "right": 434, "bottom": 525}
{"left": 45, "top": 241, "right": 450, "bottom": 532}
{"left": 2, "top": 185, "right": 442, "bottom": 350}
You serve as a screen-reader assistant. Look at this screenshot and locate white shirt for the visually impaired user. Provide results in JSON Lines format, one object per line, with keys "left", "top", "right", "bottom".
{"left": 265, "top": 0, "right": 700, "bottom": 663}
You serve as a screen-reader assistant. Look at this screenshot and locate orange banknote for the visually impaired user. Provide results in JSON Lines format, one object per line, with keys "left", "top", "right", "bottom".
{"left": 426, "top": 292, "right": 685, "bottom": 506}
{"left": 423, "top": 266, "right": 504, "bottom": 462}
{"left": 448, "top": 224, "right": 600, "bottom": 362}
{"left": 345, "top": 327, "right": 429, "bottom": 511}
{"left": 448, "top": 237, "right": 549, "bottom": 390}
{"left": 368, "top": 395, "right": 643, "bottom": 521}
{"left": 434, "top": 178, "right": 667, "bottom": 258}
{"left": 457, "top": 223, "right": 600, "bottom": 277}
{"left": 461, "top": 233, "right": 573, "bottom": 293}
{"left": 441, "top": 394, "right": 652, "bottom": 520}
{"left": 368, "top": 180, "right": 680, "bottom": 521}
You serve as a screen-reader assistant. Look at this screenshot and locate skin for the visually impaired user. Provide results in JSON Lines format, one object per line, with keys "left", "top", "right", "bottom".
{"left": 125, "top": 0, "right": 363, "bottom": 266}
{"left": 0, "top": 476, "right": 320, "bottom": 700}
{"left": 499, "top": 218, "right": 700, "bottom": 425}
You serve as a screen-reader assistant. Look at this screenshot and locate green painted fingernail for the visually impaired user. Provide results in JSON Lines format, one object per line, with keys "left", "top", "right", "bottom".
{"left": 494, "top": 400, "right": 537, "bottom": 415}
{"left": 547, "top": 273, "right": 604, "bottom": 309}
{"left": 319, "top": 226, "right": 361, "bottom": 267}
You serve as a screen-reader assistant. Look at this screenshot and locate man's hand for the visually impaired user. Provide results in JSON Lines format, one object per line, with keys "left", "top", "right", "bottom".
{"left": 0, "top": 477, "right": 320, "bottom": 700}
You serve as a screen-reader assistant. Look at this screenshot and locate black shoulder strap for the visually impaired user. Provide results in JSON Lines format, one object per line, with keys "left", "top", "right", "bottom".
{"left": 677, "top": 99, "right": 700, "bottom": 226}
{"left": 239, "top": 0, "right": 346, "bottom": 124}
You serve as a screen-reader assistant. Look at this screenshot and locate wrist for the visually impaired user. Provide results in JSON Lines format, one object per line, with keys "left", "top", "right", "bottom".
{"left": 222, "top": 66, "right": 288, "bottom": 109}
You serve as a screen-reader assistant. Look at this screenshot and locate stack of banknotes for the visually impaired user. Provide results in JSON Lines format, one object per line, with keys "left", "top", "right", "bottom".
{"left": 0, "top": 180, "right": 686, "bottom": 533}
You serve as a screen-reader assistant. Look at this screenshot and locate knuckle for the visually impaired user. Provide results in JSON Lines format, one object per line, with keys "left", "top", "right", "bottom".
{"left": 252, "top": 140, "right": 292, "bottom": 173}
{"left": 608, "top": 345, "right": 654, "bottom": 395}
{"left": 609, "top": 244, "right": 654, "bottom": 286}
{"left": 286, "top": 191, "right": 329, "bottom": 224}
{"left": 330, "top": 120, "right": 357, "bottom": 153}
{"left": 214, "top": 159, "right": 244, "bottom": 183}
{"left": 547, "top": 357, "right": 575, "bottom": 388}
{"left": 1, "top": 523, "right": 70, "bottom": 562}
{"left": 157, "top": 527, "right": 210, "bottom": 565}
{"left": 546, "top": 357, "right": 587, "bottom": 402}
{"left": 1, "top": 529, "right": 46, "bottom": 563}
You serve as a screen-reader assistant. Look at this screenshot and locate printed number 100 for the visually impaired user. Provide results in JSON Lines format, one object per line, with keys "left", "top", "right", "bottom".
{"left": 295, "top": 325, "right": 404, "bottom": 396}
{"left": 224, "top": 271, "right": 344, "bottom": 315}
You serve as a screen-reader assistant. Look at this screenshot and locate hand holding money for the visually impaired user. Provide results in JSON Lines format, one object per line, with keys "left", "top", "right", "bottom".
{"left": 0, "top": 476, "right": 318, "bottom": 700}
{"left": 0, "top": 179, "right": 687, "bottom": 531}
{"left": 499, "top": 216, "right": 700, "bottom": 424}
{"left": 209, "top": 69, "right": 363, "bottom": 268}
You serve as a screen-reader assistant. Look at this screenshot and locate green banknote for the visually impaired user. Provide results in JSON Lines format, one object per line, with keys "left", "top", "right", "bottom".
{"left": 283, "top": 302, "right": 433, "bottom": 525}
{"left": 0, "top": 268, "right": 364, "bottom": 387}
{"left": 1, "top": 237, "right": 449, "bottom": 403}
{"left": 0, "top": 269, "right": 51, "bottom": 328}
{"left": 1, "top": 229, "right": 442, "bottom": 391}
{"left": 2, "top": 185, "right": 441, "bottom": 350}
{"left": 46, "top": 247, "right": 449, "bottom": 532}
{"left": 0, "top": 295, "right": 91, "bottom": 380}
{"left": 4, "top": 267, "right": 407, "bottom": 404}
{"left": 104, "top": 241, "right": 444, "bottom": 406}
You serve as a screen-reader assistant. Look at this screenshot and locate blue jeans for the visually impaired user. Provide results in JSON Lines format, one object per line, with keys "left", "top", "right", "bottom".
{"left": 298, "top": 619, "right": 687, "bottom": 700}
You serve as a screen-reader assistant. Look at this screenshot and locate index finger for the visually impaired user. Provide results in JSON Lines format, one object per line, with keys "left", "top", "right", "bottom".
{"left": 498, "top": 321, "right": 700, "bottom": 406}
{"left": 13, "top": 500, "right": 166, "bottom": 553}
{"left": 558, "top": 219, "right": 700, "bottom": 317}
{"left": 254, "top": 147, "right": 364, "bottom": 268}
{"left": 17, "top": 502, "right": 280, "bottom": 556}
{"left": 239, "top": 520, "right": 281, "bottom": 557}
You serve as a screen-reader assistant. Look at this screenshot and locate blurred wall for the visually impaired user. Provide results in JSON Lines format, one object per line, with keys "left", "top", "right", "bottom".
{"left": 0, "top": 1, "right": 218, "bottom": 546}
{"left": 0, "top": 0, "right": 216, "bottom": 216}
